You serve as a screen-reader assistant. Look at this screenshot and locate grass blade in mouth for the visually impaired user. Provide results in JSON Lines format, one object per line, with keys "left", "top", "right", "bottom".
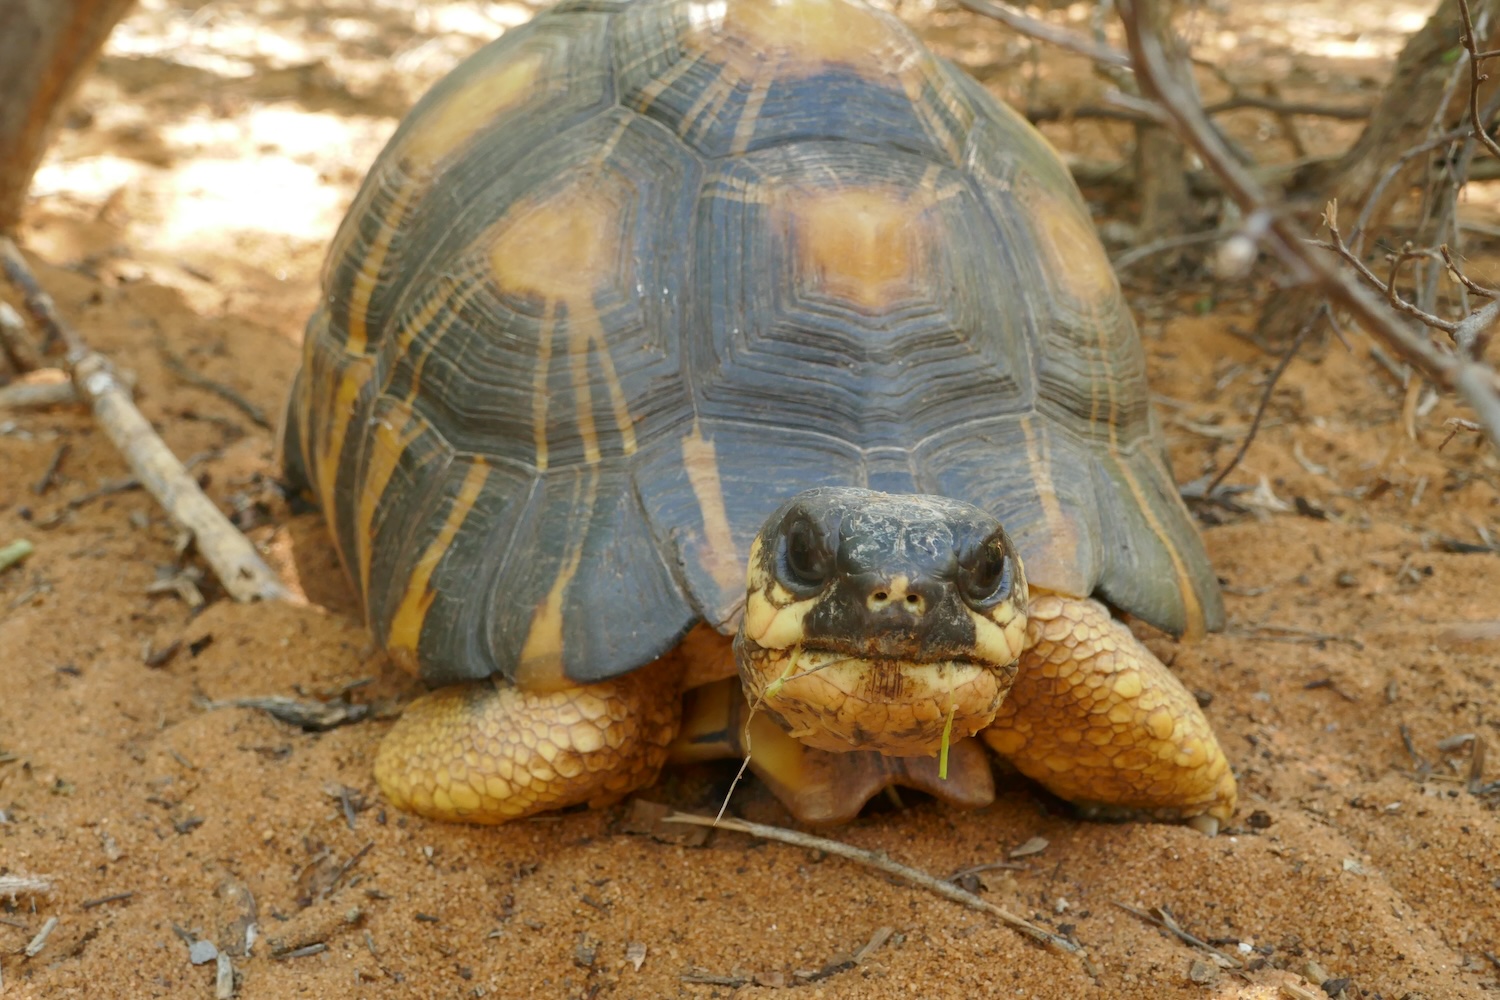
{"left": 939, "top": 701, "right": 956, "bottom": 780}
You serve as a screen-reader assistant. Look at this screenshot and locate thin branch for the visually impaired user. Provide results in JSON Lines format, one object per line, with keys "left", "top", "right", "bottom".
{"left": 158, "top": 341, "right": 272, "bottom": 430}
{"left": 1204, "top": 312, "right": 1316, "bottom": 496}
{"left": 1440, "top": 243, "right": 1500, "bottom": 299}
{"left": 1313, "top": 222, "right": 1456, "bottom": 331}
{"left": 1113, "top": 901, "right": 1245, "bottom": 968}
{"left": 0, "top": 300, "right": 42, "bottom": 374}
{"left": 1202, "top": 94, "right": 1373, "bottom": 120}
{"left": 0, "top": 236, "right": 288, "bottom": 603}
{"left": 1115, "top": 0, "right": 1500, "bottom": 451}
{"left": 1027, "top": 95, "right": 1372, "bottom": 125}
{"left": 1112, "top": 228, "right": 1225, "bottom": 272}
{"left": 660, "top": 812, "right": 1084, "bottom": 956}
{"left": 956, "top": 0, "right": 1131, "bottom": 67}
{"left": 1352, "top": 128, "right": 1469, "bottom": 257}
{"left": 1409, "top": 36, "right": 1500, "bottom": 316}
{"left": 1318, "top": 214, "right": 1500, "bottom": 363}
{"left": 0, "top": 376, "right": 79, "bottom": 409}
{"left": 1455, "top": 297, "right": 1500, "bottom": 359}
{"left": 1459, "top": 0, "right": 1500, "bottom": 159}
{"left": 0, "top": 874, "right": 54, "bottom": 900}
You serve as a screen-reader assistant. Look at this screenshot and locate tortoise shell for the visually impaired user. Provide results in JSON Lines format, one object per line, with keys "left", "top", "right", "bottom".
{"left": 281, "top": 0, "right": 1224, "bottom": 693}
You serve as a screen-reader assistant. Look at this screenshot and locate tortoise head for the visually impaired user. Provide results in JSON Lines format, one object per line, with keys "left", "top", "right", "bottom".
{"left": 736, "top": 487, "right": 1029, "bottom": 756}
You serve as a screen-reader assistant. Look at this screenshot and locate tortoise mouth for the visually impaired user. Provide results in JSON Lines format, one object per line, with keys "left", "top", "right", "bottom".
{"left": 735, "top": 638, "right": 1019, "bottom": 756}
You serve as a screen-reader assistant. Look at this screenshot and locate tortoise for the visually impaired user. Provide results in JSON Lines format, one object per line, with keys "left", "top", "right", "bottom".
{"left": 281, "top": 0, "right": 1237, "bottom": 833}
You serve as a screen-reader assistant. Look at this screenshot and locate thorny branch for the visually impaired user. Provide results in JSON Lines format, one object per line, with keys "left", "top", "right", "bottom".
{"left": 1459, "top": 0, "right": 1500, "bottom": 160}
{"left": 1316, "top": 214, "right": 1500, "bottom": 354}
{"left": 1115, "top": 0, "right": 1500, "bottom": 451}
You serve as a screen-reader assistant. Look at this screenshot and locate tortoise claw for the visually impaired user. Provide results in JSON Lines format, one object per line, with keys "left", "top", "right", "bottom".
{"left": 1186, "top": 814, "right": 1220, "bottom": 838}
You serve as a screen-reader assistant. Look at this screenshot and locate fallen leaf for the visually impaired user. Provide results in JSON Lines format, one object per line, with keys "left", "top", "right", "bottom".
{"left": 1009, "top": 836, "right": 1049, "bottom": 859}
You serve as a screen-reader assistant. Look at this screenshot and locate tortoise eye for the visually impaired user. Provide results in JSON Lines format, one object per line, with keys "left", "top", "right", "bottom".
{"left": 960, "top": 536, "right": 1012, "bottom": 609}
{"left": 781, "top": 516, "right": 832, "bottom": 593}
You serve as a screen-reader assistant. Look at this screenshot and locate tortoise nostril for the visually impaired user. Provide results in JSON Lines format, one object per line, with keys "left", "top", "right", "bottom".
{"left": 906, "top": 593, "right": 919, "bottom": 604}
{"left": 873, "top": 591, "right": 888, "bottom": 601}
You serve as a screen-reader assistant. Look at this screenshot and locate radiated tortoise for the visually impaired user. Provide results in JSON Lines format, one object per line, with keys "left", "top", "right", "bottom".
{"left": 281, "top": 0, "right": 1237, "bottom": 832}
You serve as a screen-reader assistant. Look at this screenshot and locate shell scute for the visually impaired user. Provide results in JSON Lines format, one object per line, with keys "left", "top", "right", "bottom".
{"left": 284, "top": 0, "right": 1222, "bottom": 692}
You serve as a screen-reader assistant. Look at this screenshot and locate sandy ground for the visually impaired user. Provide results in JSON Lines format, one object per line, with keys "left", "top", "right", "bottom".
{"left": 2, "top": 1, "right": 1498, "bottom": 997}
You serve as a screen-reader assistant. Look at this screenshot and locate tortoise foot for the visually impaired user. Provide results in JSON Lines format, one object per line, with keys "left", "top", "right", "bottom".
{"left": 981, "top": 594, "right": 1236, "bottom": 832}
{"left": 673, "top": 679, "right": 994, "bottom": 826}
{"left": 375, "top": 660, "right": 681, "bottom": 824}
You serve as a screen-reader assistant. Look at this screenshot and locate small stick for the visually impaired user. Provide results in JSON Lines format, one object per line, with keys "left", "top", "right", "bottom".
{"left": 1113, "top": 901, "right": 1244, "bottom": 968}
{"left": 158, "top": 342, "right": 272, "bottom": 430}
{"left": 0, "top": 873, "right": 53, "bottom": 900}
{"left": 33, "top": 442, "right": 68, "bottom": 495}
{"left": 0, "top": 237, "right": 287, "bottom": 603}
{"left": 1458, "top": 0, "right": 1500, "bottom": 161}
{"left": 1350, "top": 129, "right": 1469, "bottom": 257}
{"left": 956, "top": 0, "right": 1130, "bottom": 67}
{"left": 1203, "top": 314, "right": 1316, "bottom": 498}
{"left": 1024, "top": 95, "right": 1374, "bottom": 124}
{"left": 660, "top": 812, "right": 1082, "bottom": 955}
{"left": 0, "top": 300, "right": 41, "bottom": 373}
{"left": 215, "top": 952, "right": 234, "bottom": 999}
{"left": 0, "top": 377, "right": 79, "bottom": 409}
{"left": 1111, "top": 229, "right": 1226, "bottom": 273}
{"left": 80, "top": 891, "right": 134, "bottom": 909}
{"left": 24, "top": 916, "right": 59, "bottom": 958}
{"left": 947, "top": 860, "right": 1030, "bottom": 881}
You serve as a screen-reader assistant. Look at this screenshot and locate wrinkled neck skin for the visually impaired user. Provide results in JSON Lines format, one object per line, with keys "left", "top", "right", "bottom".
{"left": 733, "top": 627, "right": 1018, "bottom": 756}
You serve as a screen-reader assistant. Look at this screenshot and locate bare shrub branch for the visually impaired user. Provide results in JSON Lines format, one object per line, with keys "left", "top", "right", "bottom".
{"left": 955, "top": 0, "right": 1130, "bottom": 67}
{"left": 1459, "top": 0, "right": 1500, "bottom": 159}
{"left": 1115, "top": 0, "right": 1500, "bottom": 449}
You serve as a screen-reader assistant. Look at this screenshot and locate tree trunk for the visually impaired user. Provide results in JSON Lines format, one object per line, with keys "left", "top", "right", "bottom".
{"left": 1257, "top": 0, "right": 1500, "bottom": 345}
{"left": 0, "top": 0, "right": 135, "bottom": 232}
{"left": 1130, "top": 0, "right": 1195, "bottom": 270}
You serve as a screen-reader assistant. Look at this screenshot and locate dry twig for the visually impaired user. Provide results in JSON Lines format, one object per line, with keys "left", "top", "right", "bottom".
{"left": 0, "top": 873, "right": 53, "bottom": 900}
{"left": 1114, "top": 901, "right": 1244, "bottom": 968}
{"left": 1317, "top": 210, "right": 1500, "bottom": 359}
{"left": 1202, "top": 313, "right": 1317, "bottom": 497}
{"left": 0, "top": 373, "right": 79, "bottom": 409}
{"left": 1029, "top": 96, "right": 1372, "bottom": 125}
{"left": 1459, "top": 0, "right": 1500, "bottom": 160}
{"left": 956, "top": 0, "right": 1130, "bottom": 66}
{"left": 158, "top": 342, "right": 272, "bottom": 430}
{"left": 0, "top": 367, "right": 136, "bottom": 410}
{"left": 0, "top": 300, "right": 41, "bottom": 373}
{"left": 660, "top": 812, "right": 1084, "bottom": 957}
{"left": 0, "top": 237, "right": 287, "bottom": 603}
{"left": 24, "top": 916, "right": 59, "bottom": 958}
{"left": 1115, "top": 0, "right": 1500, "bottom": 450}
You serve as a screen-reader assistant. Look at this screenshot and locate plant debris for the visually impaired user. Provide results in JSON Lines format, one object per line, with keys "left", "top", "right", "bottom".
{"left": 197, "top": 694, "right": 371, "bottom": 732}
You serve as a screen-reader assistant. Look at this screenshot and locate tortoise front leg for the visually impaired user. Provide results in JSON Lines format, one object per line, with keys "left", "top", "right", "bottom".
{"left": 374, "top": 658, "right": 682, "bottom": 824}
{"left": 981, "top": 594, "right": 1236, "bottom": 834}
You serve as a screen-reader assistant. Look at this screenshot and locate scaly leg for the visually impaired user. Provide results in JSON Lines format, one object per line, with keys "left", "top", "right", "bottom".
{"left": 374, "top": 657, "right": 682, "bottom": 824}
{"left": 981, "top": 594, "right": 1236, "bottom": 833}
